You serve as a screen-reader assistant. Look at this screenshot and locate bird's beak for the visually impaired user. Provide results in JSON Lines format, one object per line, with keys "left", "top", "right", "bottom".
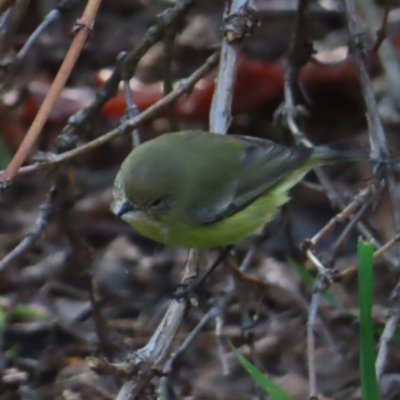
{"left": 116, "top": 200, "right": 135, "bottom": 217}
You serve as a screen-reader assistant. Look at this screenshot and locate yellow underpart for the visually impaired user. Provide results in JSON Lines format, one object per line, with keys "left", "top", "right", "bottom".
{"left": 121, "top": 168, "right": 309, "bottom": 248}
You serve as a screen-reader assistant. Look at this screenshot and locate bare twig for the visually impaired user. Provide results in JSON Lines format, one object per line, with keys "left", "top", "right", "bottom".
{"left": 356, "top": 0, "right": 400, "bottom": 106}
{"left": 0, "top": 0, "right": 102, "bottom": 189}
{"left": 308, "top": 187, "right": 373, "bottom": 248}
{"left": 370, "top": 0, "right": 391, "bottom": 54}
{"left": 307, "top": 287, "right": 321, "bottom": 399}
{"left": 0, "top": 189, "right": 53, "bottom": 271}
{"left": 163, "top": 16, "right": 182, "bottom": 132}
{"left": 376, "top": 311, "right": 398, "bottom": 379}
{"left": 0, "top": 0, "right": 29, "bottom": 65}
{"left": 305, "top": 250, "right": 343, "bottom": 399}
{"left": 215, "top": 313, "right": 230, "bottom": 376}
{"left": 163, "top": 307, "right": 217, "bottom": 375}
{"left": 157, "top": 376, "right": 176, "bottom": 400}
{"left": 122, "top": 76, "right": 141, "bottom": 148}
{"left": 344, "top": 0, "right": 388, "bottom": 160}
{"left": 17, "top": 9, "right": 60, "bottom": 61}
{"left": 0, "top": 115, "right": 85, "bottom": 273}
{"left": 209, "top": 0, "right": 258, "bottom": 134}
{"left": 306, "top": 249, "right": 330, "bottom": 275}
{"left": 275, "top": 0, "right": 313, "bottom": 144}
{"left": 329, "top": 196, "right": 375, "bottom": 262}
{"left": 17, "top": 1, "right": 82, "bottom": 63}
{"left": 88, "top": 272, "right": 119, "bottom": 360}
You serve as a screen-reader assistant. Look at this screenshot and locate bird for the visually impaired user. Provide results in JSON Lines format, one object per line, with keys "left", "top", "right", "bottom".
{"left": 112, "top": 130, "right": 365, "bottom": 248}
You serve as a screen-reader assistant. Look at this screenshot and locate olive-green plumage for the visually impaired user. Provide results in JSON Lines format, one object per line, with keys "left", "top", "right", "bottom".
{"left": 112, "top": 130, "right": 364, "bottom": 248}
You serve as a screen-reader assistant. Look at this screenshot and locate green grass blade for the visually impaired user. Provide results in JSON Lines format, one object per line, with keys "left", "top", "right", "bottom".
{"left": 357, "top": 239, "right": 380, "bottom": 400}
{"left": 230, "top": 343, "right": 293, "bottom": 400}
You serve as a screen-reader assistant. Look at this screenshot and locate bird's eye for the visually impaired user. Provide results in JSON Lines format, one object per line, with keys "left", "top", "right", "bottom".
{"left": 151, "top": 198, "right": 164, "bottom": 208}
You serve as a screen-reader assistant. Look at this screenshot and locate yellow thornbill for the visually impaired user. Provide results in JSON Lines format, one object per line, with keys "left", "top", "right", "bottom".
{"left": 112, "top": 130, "right": 365, "bottom": 248}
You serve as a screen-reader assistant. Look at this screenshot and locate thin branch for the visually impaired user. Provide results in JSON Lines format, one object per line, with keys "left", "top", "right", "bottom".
{"left": 16, "top": 1, "right": 82, "bottom": 63}
{"left": 307, "top": 288, "right": 320, "bottom": 399}
{"left": 376, "top": 311, "right": 398, "bottom": 379}
{"left": 0, "top": 190, "right": 53, "bottom": 271}
{"left": 0, "top": 0, "right": 102, "bottom": 188}
{"left": 306, "top": 249, "right": 330, "bottom": 275}
{"left": 329, "top": 196, "right": 375, "bottom": 262}
{"left": 215, "top": 312, "right": 230, "bottom": 376}
{"left": 356, "top": 0, "right": 400, "bottom": 106}
{"left": 88, "top": 272, "right": 119, "bottom": 360}
{"left": 307, "top": 187, "right": 372, "bottom": 248}
{"left": 122, "top": 77, "right": 141, "bottom": 148}
{"left": 344, "top": 0, "right": 388, "bottom": 159}
{"left": 370, "top": 0, "right": 391, "bottom": 54}
{"left": 209, "top": 0, "right": 258, "bottom": 134}
{"left": 163, "top": 307, "right": 217, "bottom": 376}
{"left": 163, "top": 16, "right": 181, "bottom": 132}
{"left": 0, "top": 0, "right": 29, "bottom": 65}
{"left": 275, "top": 0, "right": 313, "bottom": 144}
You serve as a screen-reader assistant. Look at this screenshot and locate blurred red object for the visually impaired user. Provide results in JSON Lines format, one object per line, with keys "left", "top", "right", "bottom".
{"left": 18, "top": 47, "right": 384, "bottom": 127}
{"left": 100, "top": 54, "right": 380, "bottom": 120}
{"left": 101, "top": 57, "right": 285, "bottom": 119}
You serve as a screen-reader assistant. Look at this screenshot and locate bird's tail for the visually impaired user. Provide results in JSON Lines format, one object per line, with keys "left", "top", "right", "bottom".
{"left": 312, "top": 143, "right": 369, "bottom": 164}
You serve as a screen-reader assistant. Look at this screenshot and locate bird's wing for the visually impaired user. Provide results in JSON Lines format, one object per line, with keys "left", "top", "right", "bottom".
{"left": 187, "top": 136, "right": 313, "bottom": 226}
